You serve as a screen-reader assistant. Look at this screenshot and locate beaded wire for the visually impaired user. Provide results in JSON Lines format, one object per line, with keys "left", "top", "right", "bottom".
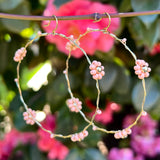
{"left": 14, "top": 13, "right": 150, "bottom": 141}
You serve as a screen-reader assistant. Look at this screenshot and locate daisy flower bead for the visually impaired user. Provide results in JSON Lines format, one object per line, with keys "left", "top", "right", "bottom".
{"left": 23, "top": 108, "right": 36, "bottom": 125}
{"left": 66, "top": 97, "right": 82, "bottom": 113}
{"left": 89, "top": 60, "right": 105, "bottom": 80}
{"left": 134, "top": 59, "right": 151, "bottom": 79}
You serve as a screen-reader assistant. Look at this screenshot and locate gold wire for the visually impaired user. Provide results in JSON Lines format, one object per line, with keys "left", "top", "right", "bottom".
{"left": 43, "top": 15, "right": 58, "bottom": 33}
{"left": 104, "top": 12, "right": 111, "bottom": 30}
{"left": 52, "top": 15, "right": 58, "bottom": 33}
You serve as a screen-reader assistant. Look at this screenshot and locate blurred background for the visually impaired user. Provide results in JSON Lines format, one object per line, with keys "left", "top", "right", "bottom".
{"left": 0, "top": 0, "right": 160, "bottom": 160}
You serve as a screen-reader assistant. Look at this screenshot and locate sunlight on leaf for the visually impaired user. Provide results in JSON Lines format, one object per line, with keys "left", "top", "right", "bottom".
{"left": 20, "top": 28, "right": 34, "bottom": 38}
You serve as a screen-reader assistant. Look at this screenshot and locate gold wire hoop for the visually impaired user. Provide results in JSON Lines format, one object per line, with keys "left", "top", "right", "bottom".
{"left": 104, "top": 12, "right": 111, "bottom": 31}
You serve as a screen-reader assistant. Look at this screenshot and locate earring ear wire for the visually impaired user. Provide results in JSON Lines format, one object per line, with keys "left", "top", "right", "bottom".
{"left": 43, "top": 15, "right": 58, "bottom": 33}
{"left": 104, "top": 12, "right": 111, "bottom": 31}
{"left": 52, "top": 15, "right": 58, "bottom": 33}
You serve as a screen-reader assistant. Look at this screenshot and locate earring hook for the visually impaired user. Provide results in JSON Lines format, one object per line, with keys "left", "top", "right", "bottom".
{"left": 52, "top": 15, "right": 58, "bottom": 33}
{"left": 43, "top": 15, "right": 58, "bottom": 33}
{"left": 104, "top": 12, "right": 111, "bottom": 30}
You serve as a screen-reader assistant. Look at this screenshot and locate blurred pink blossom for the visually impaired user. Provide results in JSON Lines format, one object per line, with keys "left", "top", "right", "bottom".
{"left": 108, "top": 148, "right": 144, "bottom": 160}
{"left": 42, "top": 0, "right": 120, "bottom": 58}
{"left": 150, "top": 43, "right": 160, "bottom": 56}
{"left": 123, "top": 114, "right": 157, "bottom": 137}
{"left": 37, "top": 114, "right": 69, "bottom": 160}
{"left": 0, "top": 129, "right": 36, "bottom": 160}
{"left": 131, "top": 136, "right": 160, "bottom": 157}
{"left": 123, "top": 114, "right": 160, "bottom": 157}
{"left": 86, "top": 99, "right": 121, "bottom": 125}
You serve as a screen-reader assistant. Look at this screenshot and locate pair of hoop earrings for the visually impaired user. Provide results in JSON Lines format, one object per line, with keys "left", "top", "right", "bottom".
{"left": 14, "top": 13, "right": 151, "bottom": 142}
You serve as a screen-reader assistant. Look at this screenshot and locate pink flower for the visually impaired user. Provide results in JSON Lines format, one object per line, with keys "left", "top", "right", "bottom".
{"left": 66, "top": 97, "right": 82, "bottom": 113}
{"left": 47, "top": 140, "right": 69, "bottom": 160}
{"left": 108, "top": 148, "right": 144, "bottom": 160}
{"left": 89, "top": 60, "right": 105, "bottom": 80}
{"left": 0, "top": 129, "right": 36, "bottom": 160}
{"left": 23, "top": 108, "right": 36, "bottom": 125}
{"left": 150, "top": 43, "right": 160, "bottom": 56}
{"left": 86, "top": 99, "right": 121, "bottom": 125}
{"left": 37, "top": 114, "right": 69, "bottom": 160}
{"left": 42, "top": 0, "right": 120, "bottom": 58}
{"left": 123, "top": 114, "right": 157, "bottom": 137}
{"left": 108, "top": 148, "right": 134, "bottom": 160}
{"left": 13, "top": 47, "right": 27, "bottom": 62}
{"left": 123, "top": 114, "right": 160, "bottom": 157}
{"left": 131, "top": 136, "right": 160, "bottom": 157}
{"left": 134, "top": 59, "right": 151, "bottom": 79}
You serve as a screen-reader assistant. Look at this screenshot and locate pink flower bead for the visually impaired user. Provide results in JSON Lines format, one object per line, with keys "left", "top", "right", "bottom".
{"left": 134, "top": 59, "right": 151, "bottom": 79}
{"left": 114, "top": 128, "right": 132, "bottom": 139}
{"left": 23, "top": 108, "right": 36, "bottom": 125}
{"left": 13, "top": 47, "right": 27, "bottom": 62}
{"left": 92, "top": 125, "right": 97, "bottom": 131}
{"left": 121, "top": 130, "right": 128, "bottom": 138}
{"left": 96, "top": 109, "right": 102, "bottom": 115}
{"left": 71, "top": 130, "right": 88, "bottom": 142}
{"left": 142, "top": 111, "right": 147, "bottom": 116}
{"left": 89, "top": 60, "right": 105, "bottom": 80}
{"left": 65, "top": 35, "right": 80, "bottom": 51}
{"left": 82, "top": 130, "right": 88, "bottom": 137}
{"left": 114, "top": 131, "right": 121, "bottom": 139}
{"left": 66, "top": 97, "right": 82, "bottom": 113}
{"left": 125, "top": 128, "right": 132, "bottom": 135}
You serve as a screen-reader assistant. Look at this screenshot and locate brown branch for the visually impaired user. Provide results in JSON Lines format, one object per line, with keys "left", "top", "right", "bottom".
{"left": 0, "top": 10, "right": 160, "bottom": 21}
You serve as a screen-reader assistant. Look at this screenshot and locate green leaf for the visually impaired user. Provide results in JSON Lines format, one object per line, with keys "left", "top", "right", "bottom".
{"left": 99, "top": 62, "right": 118, "bottom": 93}
{"left": 21, "top": 62, "right": 47, "bottom": 90}
{"left": 131, "top": 0, "right": 160, "bottom": 28}
{"left": 66, "top": 148, "right": 84, "bottom": 160}
{"left": 54, "top": 0, "right": 70, "bottom": 8}
{"left": 83, "top": 127, "right": 101, "bottom": 146}
{"left": 30, "top": 145, "right": 45, "bottom": 160}
{"left": 0, "top": 42, "right": 8, "bottom": 73}
{"left": 112, "top": 92, "right": 131, "bottom": 104}
{"left": 120, "top": 0, "right": 132, "bottom": 12}
{"left": 10, "top": 89, "right": 46, "bottom": 112}
{"left": 1, "top": 1, "right": 30, "bottom": 33}
{"left": 0, "top": 0, "right": 24, "bottom": 11}
{"left": 132, "top": 78, "right": 160, "bottom": 111}
{"left": 128, "top": 18, "right": 160, "bottom": 47}
{"left": 113, "top": 65, "right": 130, "bottom": 94}
{"left": 66, "top": 148, "right": 106, "bottom": 160}
{"left": 0, "top": 76, "right": 15, "bottom": 106}
{"left": 150, "top": 98, "right": 160, "bottom": 120}
{"left": 56, "top": 106, "right": 74, "bottom": 136}
{"left": 47, "top": 73, "right": 80, "bottom": 110}
{"left": 84, "top": 148, "right": 106, "bottom": 160}
{"left": 83, "top": 68, "right": 97, "bottom": 99}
